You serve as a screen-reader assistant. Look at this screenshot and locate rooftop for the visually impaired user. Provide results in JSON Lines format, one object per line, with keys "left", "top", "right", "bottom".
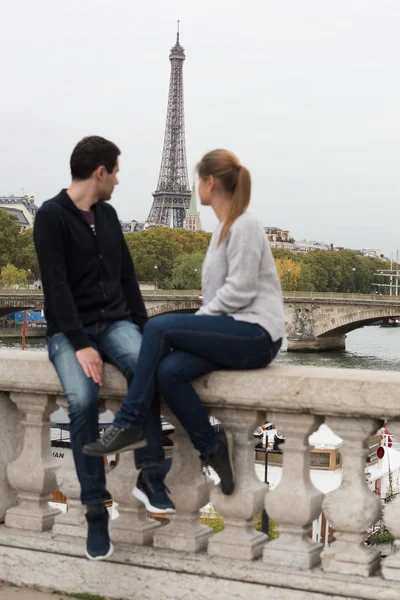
{"left": 0, "top": 195, "right": 39, "bottom": 217}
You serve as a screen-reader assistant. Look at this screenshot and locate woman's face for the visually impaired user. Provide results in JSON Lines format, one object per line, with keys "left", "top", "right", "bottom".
{"left": 198, "top": 176, "right": 213, "bottom": 206}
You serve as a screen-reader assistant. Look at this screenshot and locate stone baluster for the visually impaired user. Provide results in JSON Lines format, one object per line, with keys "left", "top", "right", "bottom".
{"left": 52, "top": 397, "right": 87, "bottom": 537}
{"left": 106, "top": 398, "right": 160, "bottom": 545}
{"left": 207, "top": 408, "right": 267, "bottom": 561}
{"left": 322, "top": 417, "right": 382, "bottom": 577}
{"left": 263, "top": 412, "right": 324, "bottom": 569}
{"left": 5, "top": 392, "right": 60, "bottom": 531}
{"left": 0, "top": 391, "right": 23, "bottom": 521}
{"left": 154, "top": 407, "right": 213, "bottom": 552}
{"left": 382, "top": 419, "right": 400, "bottom": 581}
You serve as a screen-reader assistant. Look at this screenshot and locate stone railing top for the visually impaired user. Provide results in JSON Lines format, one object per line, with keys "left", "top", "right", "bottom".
{"left": 3, "top": 288, "right": 400, "bottom": 302}
{"left": 1, "top": 349, "right": 400, "bottom": 420}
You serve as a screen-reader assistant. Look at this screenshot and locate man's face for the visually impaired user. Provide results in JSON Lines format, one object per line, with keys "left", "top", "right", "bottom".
{"left": 97, "top": 160, "right": 119, "bottom": 201}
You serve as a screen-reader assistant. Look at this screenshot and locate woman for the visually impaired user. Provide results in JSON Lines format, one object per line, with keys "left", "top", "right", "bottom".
{"left": 84, "top": 149, "right": 284, "bottom": 499}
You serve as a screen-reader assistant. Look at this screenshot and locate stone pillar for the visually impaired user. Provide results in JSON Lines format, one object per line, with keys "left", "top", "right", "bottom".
{"left": 263, "top": 412, "right": 323, "bottom": 569}
{"left": 0, "top": 392, "right": 23, "bottom": 522}
{"left": 106, "top": 396, "right": 160, "bottom": 545}
{"left": 5, "top": 392, "right": 60, "bottom": 531}
{"left": 52, "top": 398, "right": 86, "bottom": 537}
{"left": 382, "top": 419, "right": 400, "bottom": 581}
{"left": 154, "top": 408, "right": 212, "bottom": 552}
{"left": 322, "top": 417, "right": 381, "bottom": 577}
{"left": 287, "top": 336, "right": 346, "bottom": 352}
{"left": 207, "top": 408, "right": 267, "bottom": 561}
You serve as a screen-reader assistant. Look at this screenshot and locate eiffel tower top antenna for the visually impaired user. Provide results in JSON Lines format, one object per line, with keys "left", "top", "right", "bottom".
{"left": 177, "top": 19, "right": 180, "bottom": 42}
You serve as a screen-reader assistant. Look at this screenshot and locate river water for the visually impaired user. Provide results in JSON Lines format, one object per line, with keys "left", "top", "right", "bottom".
{"left": 1, "top": 325, "right": 399, "bottom": 371}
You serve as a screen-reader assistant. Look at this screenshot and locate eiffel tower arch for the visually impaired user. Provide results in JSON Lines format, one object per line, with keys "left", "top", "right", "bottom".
{"left": 147, "top": 25, "right": 191, "bottom": 228}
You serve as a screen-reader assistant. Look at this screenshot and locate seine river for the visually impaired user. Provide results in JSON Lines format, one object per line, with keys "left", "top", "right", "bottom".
{"left": 1, "top": 325, "right": 399, "bottom": 372}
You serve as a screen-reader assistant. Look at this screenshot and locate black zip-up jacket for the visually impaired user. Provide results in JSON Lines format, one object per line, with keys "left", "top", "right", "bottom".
{"left": 33, "top": 189, "right": 147, "bottom": 351}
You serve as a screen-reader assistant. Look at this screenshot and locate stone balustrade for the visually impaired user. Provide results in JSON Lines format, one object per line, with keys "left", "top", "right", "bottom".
{"left": 1, "top": 349, "right": 400, "bottom": 600}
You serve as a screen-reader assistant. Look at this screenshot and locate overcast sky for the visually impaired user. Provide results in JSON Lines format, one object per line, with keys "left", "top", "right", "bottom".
{"left": 1, "top": 1, "right": 400, "bottom": 255}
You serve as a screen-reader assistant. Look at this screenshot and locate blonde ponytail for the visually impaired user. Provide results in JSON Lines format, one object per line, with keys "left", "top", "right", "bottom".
{"left": 197, "top": 149, "right": 251, "bottom": 246}
{"left": 219, "top": 165, "right": 251, "bottom": 245}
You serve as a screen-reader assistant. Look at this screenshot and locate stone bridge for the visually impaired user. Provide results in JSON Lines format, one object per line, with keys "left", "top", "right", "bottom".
{"left": 284, "top": 293, "right": 400, "bottom": 351}
{"left": 0, "top": 292, "right": 201, "bottom": 319}
{"left": 2, "top": 291, "right": 400, "bottom": 351}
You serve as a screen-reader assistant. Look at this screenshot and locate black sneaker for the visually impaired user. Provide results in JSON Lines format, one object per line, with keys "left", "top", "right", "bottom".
{"left": 201, "top": 430, "right": 235, "bottom": 495}
{"left": 85, "top": 504, "right": 114, "bottom": 561}
{"left": 83, "top": 424, "right": 147, "bottom": 457}
{"left": 132, "top": 467, "right": 175, "bottom": 514}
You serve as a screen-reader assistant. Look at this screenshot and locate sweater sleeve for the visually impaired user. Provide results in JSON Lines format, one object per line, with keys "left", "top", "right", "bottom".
{"left": 33, "top": 209, "right": 91, "bottom": 351}
{"left": 120, "top": 235, "right": 148, "bottom": 331}
{"left": 197, "top": 221, "right": 263, "bottom": 316}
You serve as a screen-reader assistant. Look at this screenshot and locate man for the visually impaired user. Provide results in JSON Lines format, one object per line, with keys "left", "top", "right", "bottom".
{"left": 34, "top": 136, "right": 174, "bottom": 561}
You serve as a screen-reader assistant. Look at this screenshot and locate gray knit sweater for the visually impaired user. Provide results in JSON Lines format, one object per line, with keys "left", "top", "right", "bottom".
{"left": 197, "top": 212, "right": 284, "bottom": 342}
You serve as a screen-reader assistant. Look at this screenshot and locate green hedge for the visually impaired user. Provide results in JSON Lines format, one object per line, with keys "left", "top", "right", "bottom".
{"left": 199, "top": 511, "right": 278, "bottom": 541}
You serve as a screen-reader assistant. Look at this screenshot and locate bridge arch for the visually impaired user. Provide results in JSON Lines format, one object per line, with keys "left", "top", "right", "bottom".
{"left": 147, "top": 301, "right": 200, "bottom": 318}
{"left": 314, "top": 306, "right": 400, "bottom": 338}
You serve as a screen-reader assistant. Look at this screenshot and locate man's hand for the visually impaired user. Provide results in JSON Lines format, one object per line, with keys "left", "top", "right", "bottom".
{"left": 76, "top": 347, "right": 104, "bottom": 386}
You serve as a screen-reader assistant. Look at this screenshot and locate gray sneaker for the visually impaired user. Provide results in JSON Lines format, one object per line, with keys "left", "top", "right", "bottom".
{"left": 83, "top": 424, "right": 147, "bottom": 457}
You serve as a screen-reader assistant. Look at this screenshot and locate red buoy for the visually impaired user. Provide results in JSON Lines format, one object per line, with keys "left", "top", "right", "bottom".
{"left": 377, "top": 446, "right": 385, "bottom": 460}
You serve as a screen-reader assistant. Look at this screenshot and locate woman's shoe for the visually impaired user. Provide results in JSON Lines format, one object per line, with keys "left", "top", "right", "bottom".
{"left": 133, "top": 468, "right": 176, "bottom": 514}
{"left": 201, "top": 430, "right": 235, "bottom": 495}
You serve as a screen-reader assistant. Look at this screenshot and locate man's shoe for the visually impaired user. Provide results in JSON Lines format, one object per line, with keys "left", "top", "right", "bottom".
{"left": 83, "top": 424, "right": 147, "bottom": 457}
{"left": 85, "top": 504, "right": 114, "bottom": 561}
{"left": 201, "top": 430, "right": 235, "bottom": 495}
{"left": 132, "top": 467, "right": 175, "bottom": 514}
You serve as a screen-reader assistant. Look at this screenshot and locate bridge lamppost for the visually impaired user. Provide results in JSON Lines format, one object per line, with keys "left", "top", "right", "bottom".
{"left": 352, "top": 268, "right": 356, "bottom": 293}
{"left": 287, "top": 269, "right": 291, "bottom": 291}
{"left": 154, "top": 265, "right": 158, "bottom": 290}
{"left": 193, "top": 268, "right": 198, "bottom": 291}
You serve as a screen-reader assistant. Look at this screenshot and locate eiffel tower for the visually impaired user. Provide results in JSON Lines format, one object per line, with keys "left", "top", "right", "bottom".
{"left": 146, "top": 23, "right": 191, "bottom": 228}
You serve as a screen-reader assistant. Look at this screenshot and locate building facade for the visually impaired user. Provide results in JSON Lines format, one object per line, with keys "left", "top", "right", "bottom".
{"left": 293, "top": 239, "right": 332, "bottom": 253}
{"left": 264, "top": 226, "right": 292, "bottom": 242}
{"left": 0, "top": 195, "right": 39, "bottom": 229}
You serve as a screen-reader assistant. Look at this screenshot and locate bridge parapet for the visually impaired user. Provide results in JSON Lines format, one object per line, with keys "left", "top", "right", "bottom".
{"left": 3, "top": 291, "right": 400, "bottom": 352}
{"left": 0, "top": 351, "right": 400, "bottom": 598}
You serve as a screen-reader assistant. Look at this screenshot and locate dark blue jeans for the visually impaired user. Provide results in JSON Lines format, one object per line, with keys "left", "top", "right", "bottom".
{"left": 48, "top": 320, "right": 165, "bottom": 505}
{"left": 114, "top": 314, "right": 282, "bottom": 456}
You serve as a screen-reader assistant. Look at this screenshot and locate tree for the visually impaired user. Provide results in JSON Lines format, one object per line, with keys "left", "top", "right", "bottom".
{"left": 166, "top": 228, "right": 211, "bottom": 256}
{"left": 0, "top": 263, "right": 28, "bottom": 288}
{"left": 170, "top": 252, "right": 204, "bottom": 290}
{"left": 125, "top": 229, "right": 176, "bottom": 288}
{"left": 0, "top": 209, "right": 21, "bottom": 268}
{"left": 302, "top": 251, "right": 342, "bottom": 292}
{"left": 272, "top": 248, "right": 301, "bottom": 262}
{"left": 13, "top": 228, "right": 40, "bottom": 279}
{"left": 124, "top": 228, "right": 211, "bottom": 288}
{"left": 296, "top": 263, "right": 315, "bottom": 292}
{"left": 275, "top": 258, "right": 301, "bottom": 291}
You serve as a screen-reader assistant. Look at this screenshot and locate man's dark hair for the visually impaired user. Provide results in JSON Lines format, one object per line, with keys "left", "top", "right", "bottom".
{"left": 70, "top": 136, "right": 121, "bottom": 180}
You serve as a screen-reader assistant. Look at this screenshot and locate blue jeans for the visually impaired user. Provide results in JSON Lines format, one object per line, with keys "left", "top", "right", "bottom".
{"left": 114, "top": 314, "right": 282, "bottom": 456}
{"left": 48, "top": 320, "right": 165, "bottom": 505}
